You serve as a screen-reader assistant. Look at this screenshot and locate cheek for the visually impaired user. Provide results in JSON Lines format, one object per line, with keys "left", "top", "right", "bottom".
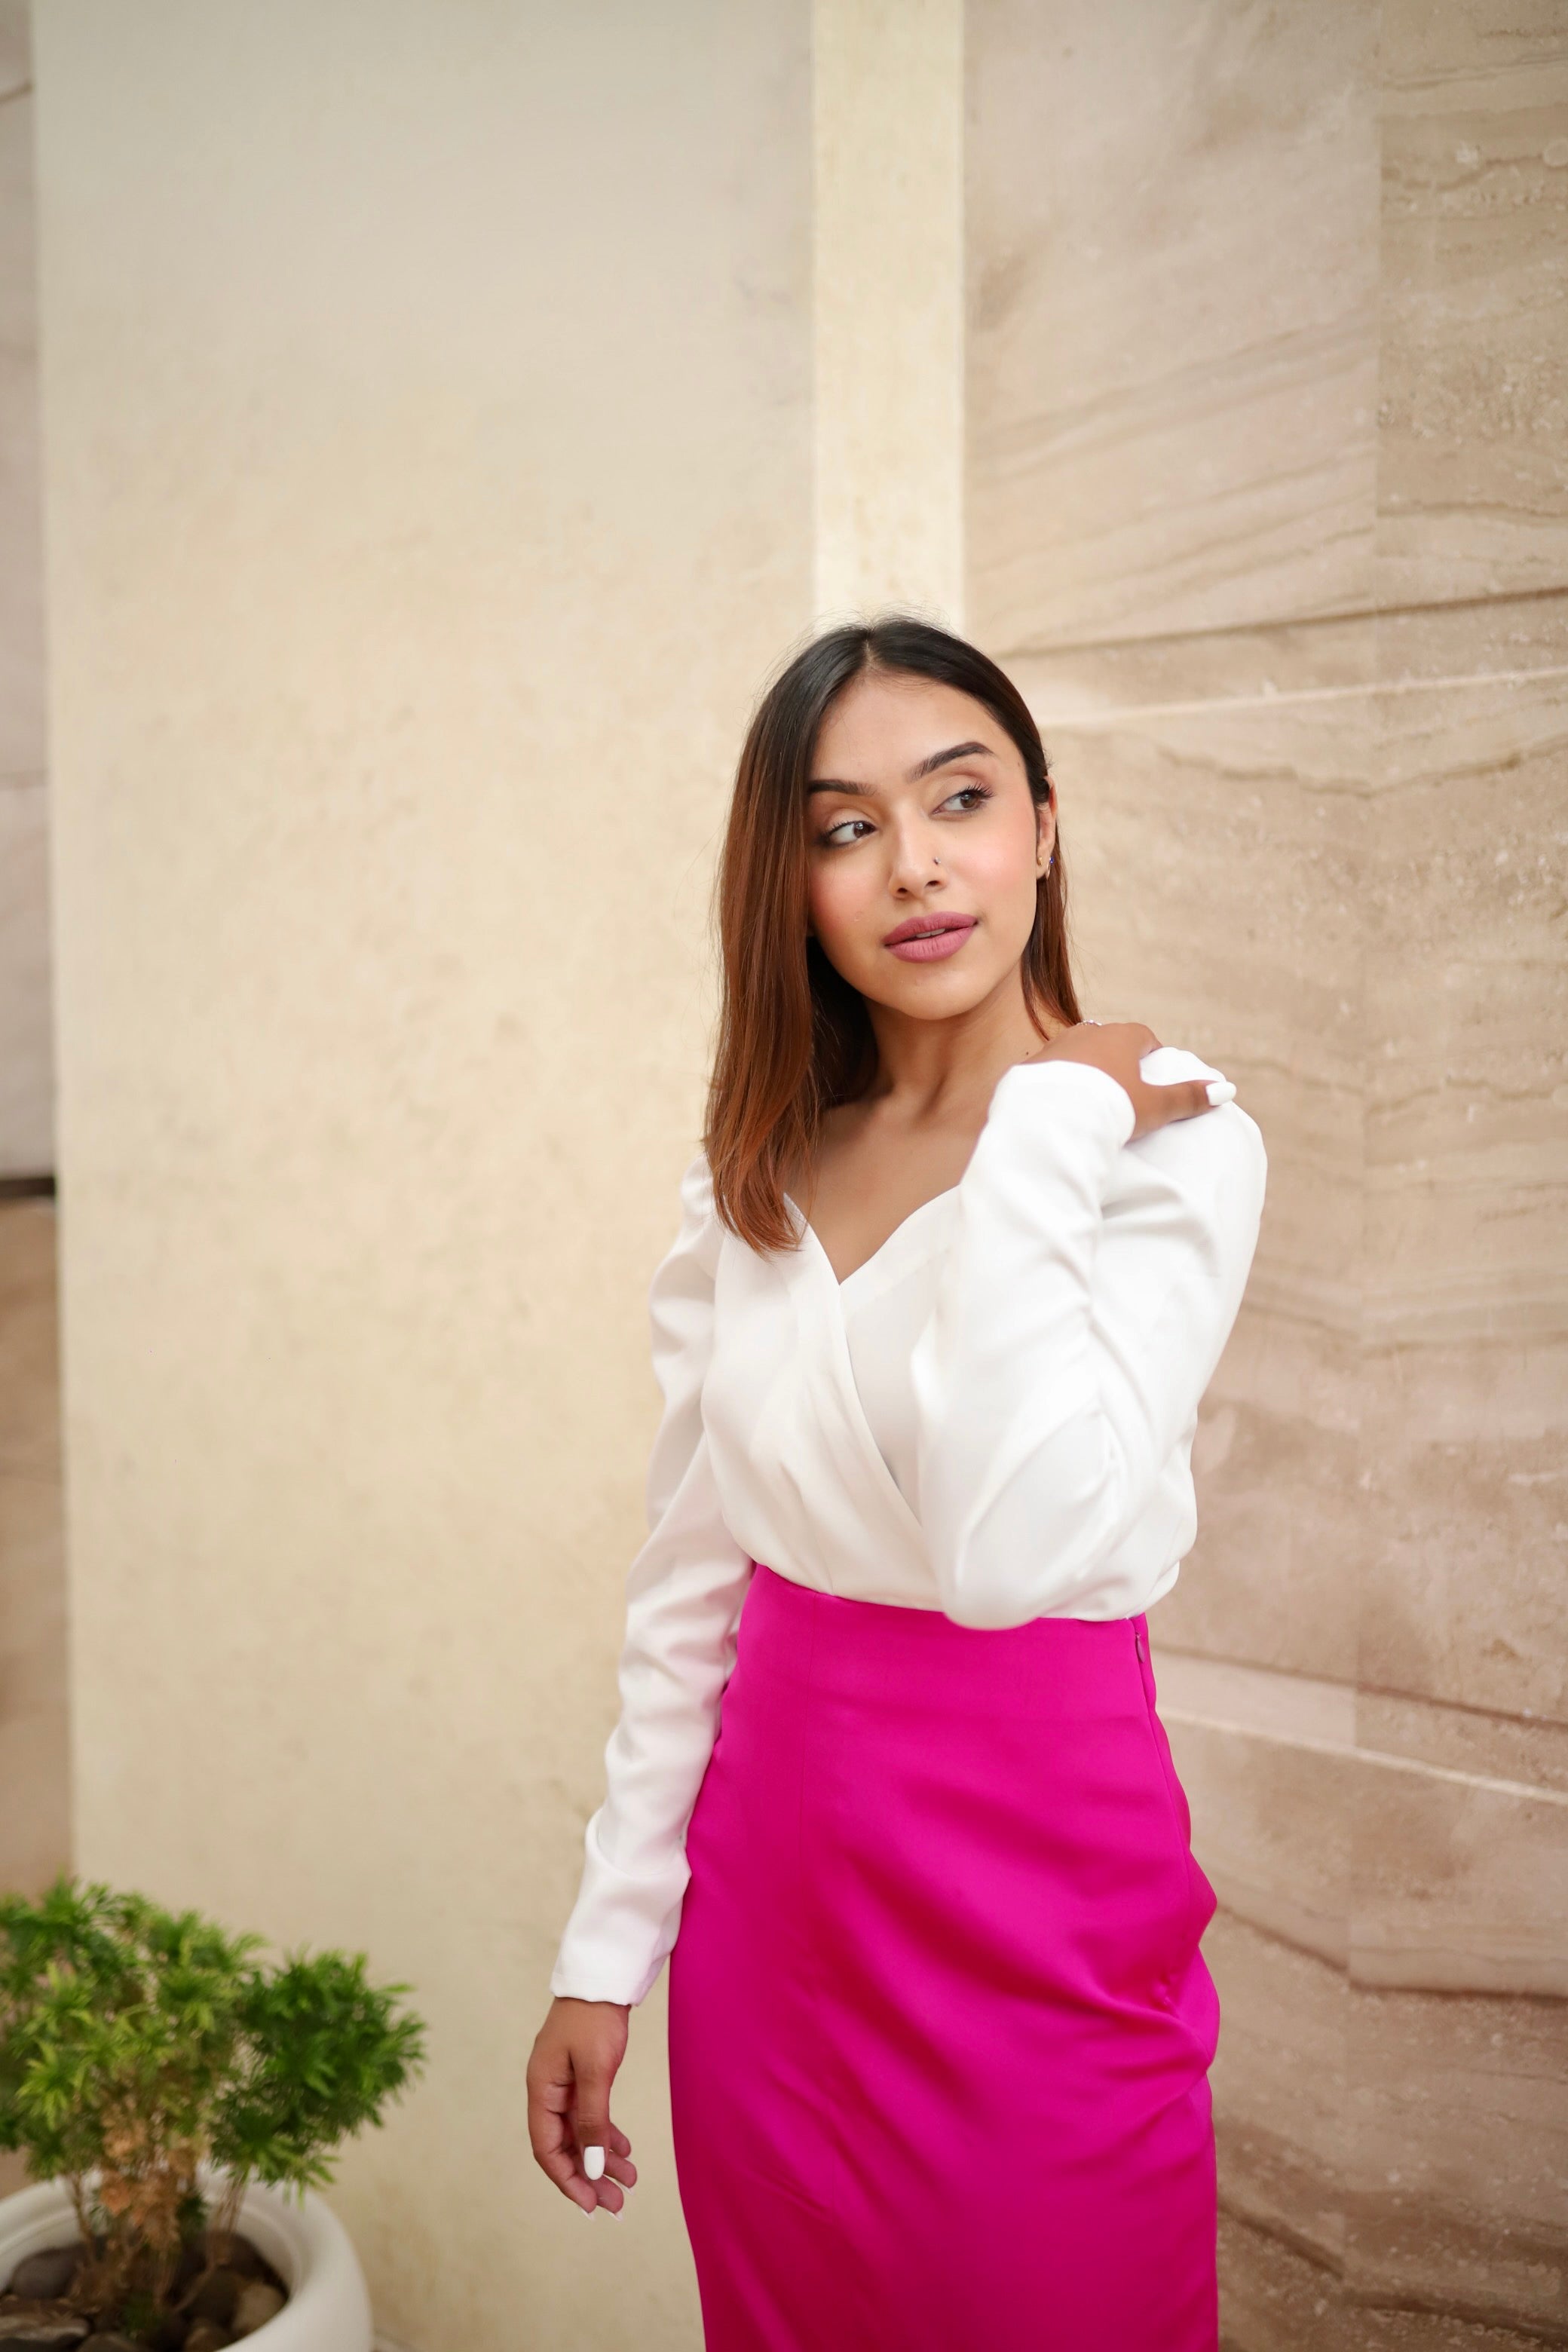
{"left": 807, "top": 859, "right": 878, "bottom": 950}
{"left": 952, "top": 813, "right": 1041, "bottom": 911}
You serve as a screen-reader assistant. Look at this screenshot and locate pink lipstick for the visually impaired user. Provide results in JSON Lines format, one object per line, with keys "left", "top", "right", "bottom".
{"left": 882, "top": 914, "right": 978, "bottom": 963}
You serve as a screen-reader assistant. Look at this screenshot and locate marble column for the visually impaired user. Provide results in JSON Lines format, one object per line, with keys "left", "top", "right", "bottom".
{"left": 0, "top": 0, "right": 51, "bottom": 1182}
{"left": 966, "top": 0, "right": 1567, "bottom": 2341}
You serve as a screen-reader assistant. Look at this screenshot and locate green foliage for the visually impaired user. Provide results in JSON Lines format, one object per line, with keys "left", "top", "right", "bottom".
{"left": 0, "top": 1873, "right": 428, "bottom": 2324}
{"left": 213, "top": 1950, "right": 429, "bottom": 2198}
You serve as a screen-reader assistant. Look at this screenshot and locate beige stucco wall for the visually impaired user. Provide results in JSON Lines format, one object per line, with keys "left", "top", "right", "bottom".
{"left": 33, "top": 5, "right": 815, "bottom": 2345}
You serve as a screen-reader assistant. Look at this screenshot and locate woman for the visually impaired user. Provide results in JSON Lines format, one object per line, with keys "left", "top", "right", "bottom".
{"left": 527, "top": 614, "right": 1267, "bottom": 2350}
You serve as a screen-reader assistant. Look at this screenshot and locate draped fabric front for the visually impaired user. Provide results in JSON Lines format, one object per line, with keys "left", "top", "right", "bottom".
{"left": 837, "top": 1189, "right": 958, "bottom": 1509}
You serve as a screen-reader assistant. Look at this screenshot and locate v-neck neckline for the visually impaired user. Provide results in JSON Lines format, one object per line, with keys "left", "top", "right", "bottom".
{"left": 774, "top": 1189, "right": 948, "bottom": 1554}
{"left": 783, "top": 1185, "right": 958, "bottom": 1296}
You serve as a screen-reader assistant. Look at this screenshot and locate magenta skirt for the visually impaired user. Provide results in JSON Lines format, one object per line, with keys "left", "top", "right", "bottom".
{"left": 666, "top": 1562, "right": 1220, "bottom": 2352}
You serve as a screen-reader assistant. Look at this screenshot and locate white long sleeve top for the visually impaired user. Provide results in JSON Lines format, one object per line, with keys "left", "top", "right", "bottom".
{"left": 550, "top": 1043, "right": 1268, "bottom": 2006}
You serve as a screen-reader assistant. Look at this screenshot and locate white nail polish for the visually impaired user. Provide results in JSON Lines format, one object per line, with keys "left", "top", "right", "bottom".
{"left": 1205, "top": 1079, "right": 1236, "bottom": 1105}
{"left": 583, "top": 2145, "right": 606, "bottom": 2180}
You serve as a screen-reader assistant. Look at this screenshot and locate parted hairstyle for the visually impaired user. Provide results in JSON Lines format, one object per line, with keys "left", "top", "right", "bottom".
{"left": 703, "top": 613, "right": 1083, "bottom": 1257}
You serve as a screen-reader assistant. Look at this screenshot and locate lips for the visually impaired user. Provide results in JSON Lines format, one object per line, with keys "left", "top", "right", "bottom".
{"left": 882, "top": 914, "right": 978, "bottom": 945}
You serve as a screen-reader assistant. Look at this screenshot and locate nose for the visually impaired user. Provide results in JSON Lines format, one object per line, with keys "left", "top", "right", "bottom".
{"left": 885, "top": 807, "right": 945, "bottom": 893}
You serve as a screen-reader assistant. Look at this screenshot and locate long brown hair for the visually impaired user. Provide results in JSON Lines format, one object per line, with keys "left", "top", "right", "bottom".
{"left": 703, "top": 614, "right": 1082, "bottom": 1255}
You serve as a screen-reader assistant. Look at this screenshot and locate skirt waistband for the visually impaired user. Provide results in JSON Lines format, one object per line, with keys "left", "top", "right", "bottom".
{"left": 740, "top": 1560, "right": 1150, "bottom": 1722}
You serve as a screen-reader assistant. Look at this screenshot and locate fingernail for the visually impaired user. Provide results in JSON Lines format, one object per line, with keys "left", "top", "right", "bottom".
{"left": 583, "top": 2145, "right": 606, "bottom": 2180}
{"left": 1205, "top": 1079, "right": 1236, "bottom": 1105}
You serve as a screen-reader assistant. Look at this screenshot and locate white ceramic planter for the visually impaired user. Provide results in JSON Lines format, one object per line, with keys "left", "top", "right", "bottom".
{"left": 0, "top": 2160, "right": 373, "bottom": 2350}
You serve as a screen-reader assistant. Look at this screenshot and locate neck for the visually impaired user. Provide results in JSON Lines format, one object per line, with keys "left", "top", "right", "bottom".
{"left": 859, "top": 978, "right": 1067, "bottom": 1122}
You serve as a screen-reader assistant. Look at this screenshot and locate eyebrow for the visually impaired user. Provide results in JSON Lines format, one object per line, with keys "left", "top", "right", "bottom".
{"left": 805, "top": 740, "right": 998, "bottom": 798}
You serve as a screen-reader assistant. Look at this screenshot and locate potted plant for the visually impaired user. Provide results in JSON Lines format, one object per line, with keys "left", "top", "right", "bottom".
{"left": 0, "top": 1875, "right": 427, "bottom": 2349}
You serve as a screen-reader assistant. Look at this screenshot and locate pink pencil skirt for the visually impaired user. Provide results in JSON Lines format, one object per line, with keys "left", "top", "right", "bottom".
{"left": 666, "top": 1562, "right": 1220, "bottom": 2352}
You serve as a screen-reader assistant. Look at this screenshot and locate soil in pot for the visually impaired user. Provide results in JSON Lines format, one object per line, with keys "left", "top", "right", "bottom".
{"left": 0, "top": 2225, "right": 289, "bottom": 2350}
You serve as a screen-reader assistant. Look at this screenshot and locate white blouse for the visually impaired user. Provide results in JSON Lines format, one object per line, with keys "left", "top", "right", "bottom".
{"left": 550, "top": 1044, "right": 1268, "bottom": 2006}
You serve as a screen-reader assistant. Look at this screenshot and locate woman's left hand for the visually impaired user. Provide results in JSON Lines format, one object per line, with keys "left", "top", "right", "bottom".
{"left": 1035, "top": 1020, "right": 1236, "bottom": 1143}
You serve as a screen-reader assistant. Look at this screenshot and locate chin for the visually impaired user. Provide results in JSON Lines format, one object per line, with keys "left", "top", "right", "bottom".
{"left": 879, "top": 972, "right": 996, "bottom": 1018}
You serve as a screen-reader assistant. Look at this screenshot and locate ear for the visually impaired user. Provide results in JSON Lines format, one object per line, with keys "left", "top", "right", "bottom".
{"left": 1035, "top": 796, "right": 1056, "bottom": 872}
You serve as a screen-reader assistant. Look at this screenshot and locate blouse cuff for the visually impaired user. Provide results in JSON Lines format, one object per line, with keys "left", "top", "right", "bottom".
{"left": 549, "top": 1815, "right": 681, "bottom": 2007}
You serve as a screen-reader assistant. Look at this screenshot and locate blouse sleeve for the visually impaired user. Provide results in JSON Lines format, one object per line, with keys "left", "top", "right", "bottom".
{"left": 549, "top": 1149, "right": 755, "bottom": 2007}
{"left": 908, "top": 1051, "right": 1267, "bottom": 1630}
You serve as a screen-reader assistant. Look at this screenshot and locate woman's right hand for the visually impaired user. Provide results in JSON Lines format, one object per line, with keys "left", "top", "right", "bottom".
{"left": 527, "top": 1996, "right": 637, "bottom": 2215}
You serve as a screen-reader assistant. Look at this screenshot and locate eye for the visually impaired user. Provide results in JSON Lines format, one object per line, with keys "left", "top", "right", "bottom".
{"left": 816, "top": 815, "right": 873, "bottom": 848}
{"left": 940, "top": 783, "right": 993, "bottom": 813}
